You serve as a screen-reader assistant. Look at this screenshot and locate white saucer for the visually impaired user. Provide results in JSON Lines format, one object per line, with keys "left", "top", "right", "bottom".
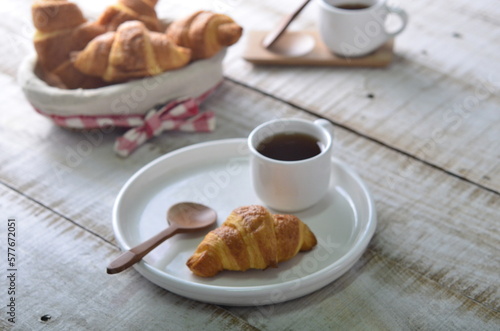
{"left": 112, "top": 138, "right": 376, "bottom": 306}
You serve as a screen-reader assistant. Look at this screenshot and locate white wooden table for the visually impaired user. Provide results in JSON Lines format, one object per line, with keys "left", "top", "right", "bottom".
{"left": 1, "top": 0, "right": 499, "bottom": 330}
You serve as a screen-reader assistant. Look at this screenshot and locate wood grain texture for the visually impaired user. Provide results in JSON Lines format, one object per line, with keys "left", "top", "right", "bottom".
{"left": 0, "top": 185, "right": 257, "bottom": 331}
{"left": 1, "top": 78, "right": 498, "bottom": 326}
{"left": 221, "top": 0, "right": 500, "bottom": 193}
{"left": 242, "top": 31, "right": 394, "bottom": 67}
{"left": 226, "top": 250, "right": 500, "bottom": 330}
{"left": 0, "top": 0, "right": 499, "bottom": 330}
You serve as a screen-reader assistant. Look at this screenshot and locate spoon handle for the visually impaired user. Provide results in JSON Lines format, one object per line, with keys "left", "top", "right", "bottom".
{"left": 107, "top": 225, "right": 180, "bottom": 274}
{"left": 262, "top": 0, "right": 311, "bottom": 49}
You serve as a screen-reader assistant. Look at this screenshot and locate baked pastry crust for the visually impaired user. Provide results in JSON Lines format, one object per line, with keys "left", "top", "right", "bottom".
{"left": 186, "top": 205, "right": 317, "bottom": 277}
{"left": 166, "top": 11, "right": 243, "bottom": 60}
{"left": 73, "top": 21, "right": 191, "bottom": 83}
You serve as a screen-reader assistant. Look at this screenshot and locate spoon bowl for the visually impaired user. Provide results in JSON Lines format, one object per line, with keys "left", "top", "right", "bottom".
{"left": 107, "top": 202, "right": 216, "bottom": 274}
{"left": 167, "top": 202, "right": 217, "bottom": 229}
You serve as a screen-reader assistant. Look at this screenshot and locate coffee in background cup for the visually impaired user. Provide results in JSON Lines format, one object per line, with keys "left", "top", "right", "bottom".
{"left": 318, "top": 0, "right": 408, "bottom": 57}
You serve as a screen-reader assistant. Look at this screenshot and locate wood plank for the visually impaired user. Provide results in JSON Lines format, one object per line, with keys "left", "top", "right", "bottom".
{"left": 1, "top": 77, "right": 498, "bottom": 313}
{"left": 241, "top": 30, "right": 394, "bottom": 67}
{"left": 0, "top": 1, "right": 498, "bottom": 329}
{"left": 226, "top": 250, "right": 500, "bottom": 330}
{"left": 6, "top": 0, "right": 499, "bottom": 196}
{"left": 1, "top": 179, "right": 498, "bottom": 330}
{"left": 218, "top": 0, "right": 500, "bottom": 193}
{"left": 205, "top": 82, "right": 500, "bottom": 313}
{"left": 0, "top": 185, "right": 257, "bottom": 330}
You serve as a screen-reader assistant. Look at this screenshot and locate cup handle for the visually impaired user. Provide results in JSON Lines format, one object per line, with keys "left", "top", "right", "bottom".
{"left": 314, "top": 119, "right": 335, "bottom": 141}
{"left": 385, "top": 6, "right": 408, "bottom": 37}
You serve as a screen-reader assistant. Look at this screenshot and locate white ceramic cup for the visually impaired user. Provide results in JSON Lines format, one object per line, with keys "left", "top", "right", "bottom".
{"left": 248, "top": 118, "right": 334, "bottom": 212}
{"left": 318, "top": 0, "right": 408, "bottom": 57}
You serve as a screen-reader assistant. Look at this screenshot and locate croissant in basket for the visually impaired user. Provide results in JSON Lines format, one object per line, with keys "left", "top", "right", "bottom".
{"left": 32, "top": 0, "right": 107, "bottom": 88}
{"left": 97, "top": 0, "right": 162, "bottom": 32}
{"left": 30, "top": 1, "right": 242, "bottom": 89}
{"left": 166, "top": 10, "right": 243, "bottom": 60}
{"left": 73, "top": 20, "right": 191, "bottom": 83}
{"left": 186, "top": 205, "right": 317, "bottom": 277}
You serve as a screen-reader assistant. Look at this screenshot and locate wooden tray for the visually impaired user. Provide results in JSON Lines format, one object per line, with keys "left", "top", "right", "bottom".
{"left": 242, "top": 30, "right": 394, "bottom": 67}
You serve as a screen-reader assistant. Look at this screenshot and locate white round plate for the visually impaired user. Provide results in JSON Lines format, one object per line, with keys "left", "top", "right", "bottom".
{"left": 112, "top": 138, "right": 376, "bottom": 306}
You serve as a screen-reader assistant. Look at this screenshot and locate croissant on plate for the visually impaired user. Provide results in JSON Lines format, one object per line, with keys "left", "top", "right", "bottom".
{"left": 32, "top": 0, "right": 107, "bottom": 89}
{"left": 97, "top": 0, "right": 162, "bottom": 32}
{"left": 186, "top": 205, "right": 317, "bottom": 277}
{"left": 166, "top": 10, "right": 243, "bottom": 60}
{"left": 73, "top": 20, "right": 191, "bottom": 83}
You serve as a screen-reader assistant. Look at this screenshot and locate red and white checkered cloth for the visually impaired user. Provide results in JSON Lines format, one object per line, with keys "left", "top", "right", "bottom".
{"left": 34, "top": 85, "right": 219, "bottom": 157}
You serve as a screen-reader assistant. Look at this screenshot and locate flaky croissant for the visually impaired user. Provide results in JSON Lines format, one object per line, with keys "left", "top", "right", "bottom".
{"left": 97, "top": 0, "right": 162, "bottom": 32}
{"left": 32, "top": 0, "right": 107, "bottom": 89}
{"left": 166, "top": 10, "right": 243, "bottom": 60}
{"left": 73, "top": 20, "right": 191, "bottom": 83}
{"left": 32, "top": 0, "right": 86, "bottom": 33}
{"left": 186, "top": 205, "right": 317, "bottom": 277}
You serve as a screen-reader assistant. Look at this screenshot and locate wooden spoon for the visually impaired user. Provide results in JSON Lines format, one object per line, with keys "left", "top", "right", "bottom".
{"left": 262, "top": 0, "right": 312, "bottom": 49}
{"left": 107, "top": 202, "right": 217, "bottom": 274}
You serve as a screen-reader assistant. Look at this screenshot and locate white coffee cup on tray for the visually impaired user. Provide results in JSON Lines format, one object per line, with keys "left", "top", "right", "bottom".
{"left": 318, "top": 0, "right": 408, "bottom": 57}
{"left": 248, "top": 118, "right": 334, "bottom": 212}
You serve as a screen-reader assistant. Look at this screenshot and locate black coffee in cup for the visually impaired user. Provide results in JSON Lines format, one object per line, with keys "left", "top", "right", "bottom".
{"left": 335, "top": 3, "right": 371, "bottom": 10}
{"left": 256, "top": 132, "right": 323, "bottom": 161}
